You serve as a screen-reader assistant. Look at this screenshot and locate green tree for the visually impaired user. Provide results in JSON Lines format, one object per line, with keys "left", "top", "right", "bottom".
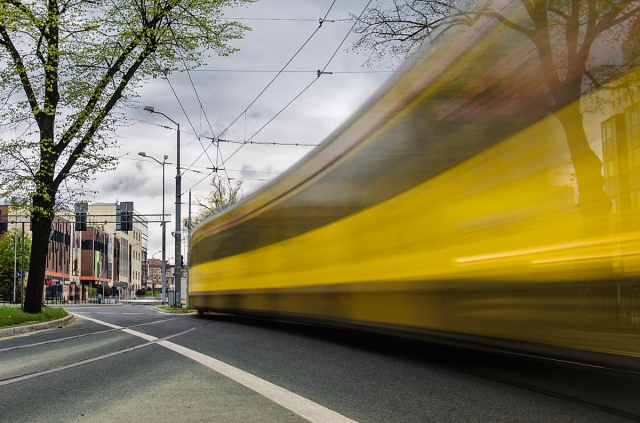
{"left": 352, "top": 0, "right": 640, "bottom": 225}
{"left": 0, "top": 0, "right": 254, "bottom": 313}
{"left": 0, "top": 228, "right": 32, "bottom": 303}
{"left": 190, "top": 177, "right": 243, "bottom": 227}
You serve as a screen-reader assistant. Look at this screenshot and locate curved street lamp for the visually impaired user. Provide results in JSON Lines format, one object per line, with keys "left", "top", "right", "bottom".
{"left": 143, "top": 105, "right": 182, "bottom": 307}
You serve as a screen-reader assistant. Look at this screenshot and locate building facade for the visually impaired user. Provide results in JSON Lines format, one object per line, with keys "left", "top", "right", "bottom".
{"left": 0, "top": 200, "right": 148, "bottom": 302}
{"left": 86, "top": 203, "right": 148, "bottom": 294}
{"left": 147, "top": 258, "right": 175, "bottom": 293}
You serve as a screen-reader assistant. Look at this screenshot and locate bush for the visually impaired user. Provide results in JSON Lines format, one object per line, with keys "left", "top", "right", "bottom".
{"left": 135, "top": 288, "right": 146, "bottom": 297}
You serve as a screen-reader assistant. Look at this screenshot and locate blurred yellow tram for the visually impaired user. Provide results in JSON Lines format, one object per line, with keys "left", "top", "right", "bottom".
{"left": 190, "top": 2, "right": 640, "bottom": 366}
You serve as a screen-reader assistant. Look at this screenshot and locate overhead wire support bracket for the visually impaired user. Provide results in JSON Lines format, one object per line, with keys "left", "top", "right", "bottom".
{"left": 318, "top": 18, "right": 334, "bottom": 27}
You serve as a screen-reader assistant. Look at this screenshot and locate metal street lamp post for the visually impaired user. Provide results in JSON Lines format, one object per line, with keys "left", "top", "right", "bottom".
{"left": 138, "top": 151, "right": 169, "bottom": 304}
{"left": 143, "top": 105, "right": 181, "bottom": 307}
{"left": 112, "top": 233, "right": 117, "bottom": 301}
{"left": 13, "top": 211, "right": 17, "bottom": 303}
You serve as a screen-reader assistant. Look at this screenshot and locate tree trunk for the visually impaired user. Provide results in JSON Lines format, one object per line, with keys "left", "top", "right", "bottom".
{"left": 554, "top": 102, "right": 611, "bottom": 235}
{"left": 23, "top": 214, "right": 53, "bottom": 313}
{"left": 23, "top": 172, "right": 56, "bottom": 314}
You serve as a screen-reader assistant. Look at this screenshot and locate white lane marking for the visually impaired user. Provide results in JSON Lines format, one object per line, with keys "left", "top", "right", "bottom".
{"left": 75, "top": 314, "right": 358, "bottom": 423}
{"left": 123, "top": 328, "right": 158, "bottom": 342}
{"left": 158, "top": 340, "right": 358, "bottom": 423}
{"left": 75, "top": 314, "right": 121, "bottom": 329}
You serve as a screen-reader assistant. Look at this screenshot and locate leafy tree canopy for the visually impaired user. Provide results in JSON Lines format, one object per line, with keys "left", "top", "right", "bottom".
{"left": 190, "top": 177, "right": 243, "bottom": 227}
{"left": 0, "top": 0, "right": 255, "bottom": 313}
{"left": 0, "top": 0, "right": 254, "bottom": 206}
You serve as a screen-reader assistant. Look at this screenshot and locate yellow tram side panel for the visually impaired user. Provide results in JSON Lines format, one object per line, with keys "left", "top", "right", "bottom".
{"left": 190, "top": 106, "right": 640, "bottom": 357}
{"left": 191, "top": 111, "right": 623, "bottom": 295}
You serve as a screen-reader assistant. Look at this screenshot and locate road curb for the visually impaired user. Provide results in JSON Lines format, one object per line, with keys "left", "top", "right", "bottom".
{"left": 0, "top": 312, "right": 75, "bottom": 339}
{"left": 153, "top": 306, "right": 197, "bottom": 314}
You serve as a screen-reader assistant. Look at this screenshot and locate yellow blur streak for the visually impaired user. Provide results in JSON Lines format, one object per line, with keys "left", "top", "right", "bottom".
{"left": 192, "top": 106, "right": 627, "bottom": 293}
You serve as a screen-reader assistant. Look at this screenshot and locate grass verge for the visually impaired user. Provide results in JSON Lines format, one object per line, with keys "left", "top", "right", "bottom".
{"left": 0, "top": 306, "right": 68, "bottom": 329}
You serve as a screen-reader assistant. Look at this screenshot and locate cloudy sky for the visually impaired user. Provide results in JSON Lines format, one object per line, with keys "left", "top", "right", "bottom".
{"left": 93, "top": 0, "right": 397, "bottom": 262}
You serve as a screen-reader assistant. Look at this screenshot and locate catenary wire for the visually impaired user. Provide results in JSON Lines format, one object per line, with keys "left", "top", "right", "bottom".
{"left": 187, "top": 69, "right": 393, "bottom": 73}
{"left": 218, "top": 0, "right": 374, "bottom": 167}
{"left": 181, "top": 2, "right": 340, "bottom": 194}
{"left": 186, "top": 0, "right": 337, "bottom": 170}
{"left": 168, "top": 25, "right": 223, "bottom": 180}
{"left": 129, "top": 117, "right": 318, "bottom": 147}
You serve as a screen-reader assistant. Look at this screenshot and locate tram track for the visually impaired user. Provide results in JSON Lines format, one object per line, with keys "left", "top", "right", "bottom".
{"left": 0, "top": 315, "right": 182, "bottom": 353}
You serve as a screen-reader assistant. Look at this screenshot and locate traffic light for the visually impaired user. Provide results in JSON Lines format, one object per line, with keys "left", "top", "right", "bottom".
{"left": 75, "top": 202, "right": 88, "bottom": 231}
{"left": 118, "top": 202, "right": 134, "bottom": 231}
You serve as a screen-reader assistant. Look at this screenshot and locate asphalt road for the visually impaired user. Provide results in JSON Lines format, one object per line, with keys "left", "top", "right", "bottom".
{"left": 0, "top": 305, "right": 636, "bottom": 422}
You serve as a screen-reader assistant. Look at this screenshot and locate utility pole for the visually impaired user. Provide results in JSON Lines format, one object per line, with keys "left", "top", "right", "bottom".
{"left": 186, "top": 190, "right": 192, "bottom": 307}
{"left": 143, "top": 106, "right": 181, "bottom": 307}
{"left": 13, "top": 209, "right": 17, "bottom": 304}
{"left": 21, "top": 222, "right": 25, "bottom": 308}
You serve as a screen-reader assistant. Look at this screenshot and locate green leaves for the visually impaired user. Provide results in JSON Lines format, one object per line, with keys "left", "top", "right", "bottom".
{"left": 0, "top": 0, "right": 255, "bottom": 313}
{"left": 0, "top": 0, "right": 255, "bottom": 207}
{"left": 191, "top": 177, "right": 243, "bottom": 226}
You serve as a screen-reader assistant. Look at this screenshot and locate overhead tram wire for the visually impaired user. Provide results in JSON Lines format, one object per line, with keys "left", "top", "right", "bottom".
{"left": 167, "top": 25, "right": 225, "bottom": 181}
{"left": 188, "top": 69, "right": 394, "bottom": 74}
{"left": 220, "top": 17, "right": 351, "bottom": 22}
{"left": 202, "top": 1, "right": 337, "bottom": 150}
{"left": 185, "top": 22, "right": 324, "bottom": 171}
{"left": 318, "top": 0, "right": 374, "bottom": 84}
{"left": 108, "top": 2, "right": 220, "bottom": 174}
{"left": 218, "top": 26, "right": 324, "bottom": 137}
{"left": 218, "top": 0, "right": 374, "bottom": 168}
{"left": 161, "top": 65, "right": 237, "bottom": 195}
{"left": 149, "top": 50, "right": 226, "bottom": 185}
{"left": 182, "top": 2, "right": 339, "bottom": 194}
{"left": 160, "top": 67, "right": 219, "bottom": 178}
{"left": 131, "top": 116, "right": 317, "bottom": 148}
{"left": 109, "top": 3, "right": 226, "bottom": 194}
{"left": 128, "top": 155, "right": 285, "bottom": 174}
{"left": 181, "top": 169, "right": 217, "bottom": 197}
{"left": 216, "top": 139, "right": 317, "bottom": 147}
{"left": 212, "top": 0, "right": 342, "bottom": 166}
{"left": 218, "top": 80, "right": 321, "bottom": 165}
